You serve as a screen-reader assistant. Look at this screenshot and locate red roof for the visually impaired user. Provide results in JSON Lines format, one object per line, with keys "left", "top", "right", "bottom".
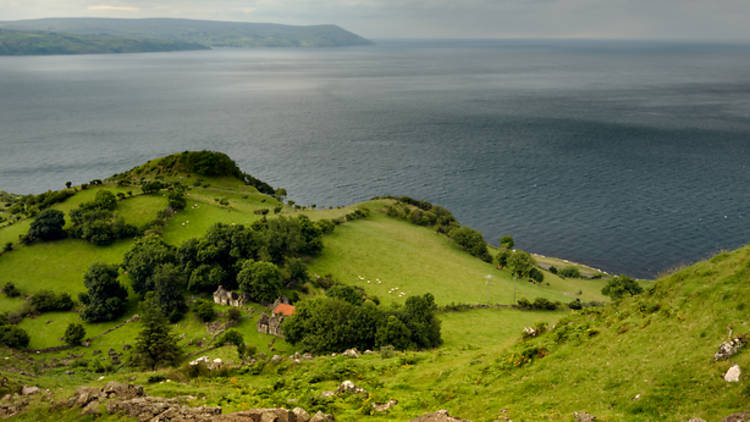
{"left": 273, "top": 303, "right": 295, "bottom": 317}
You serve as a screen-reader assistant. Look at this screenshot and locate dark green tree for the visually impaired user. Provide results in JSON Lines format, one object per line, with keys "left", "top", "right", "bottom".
{"left": 448, "top": 226, "right": 491, "bottom": 262}
{"left": 122, "top": 235, "right": 177, "bottom": 295}
{"left": 499, "top": 235, "right": 515, "bottom": 249}
{"left": 133, "top": 292, "right": 181, "bottom": 369}
{"left": 63, "top": 323, "right": 86, "bottom": 346}
{"left": 602, "top": 275, "right": 643, "bottom": 299}
{"left": 80, "top": 263, "right": 128, "bottom": 322}
{"left": 0, "top": 325, "right": 29, "bottom": 349}
{"left": 237, "top": 260, "right": 281, "bottom": 303}
{"left": 28, "top": 209, "right": 66, "bottom": 241}
{"left": 508, "top": 250, "right": 536, "bottom": 278}
{"left": 326, "top": 285, "right": 365, "bottom": 305}
{"left": 400, "top": 293, "right": 442, "bottom": 349}
{"left": 375, "top": 315, "right": 413, "bottom": 350}
{"left": 151, "top": 263, "right": 187, "bottom": 321}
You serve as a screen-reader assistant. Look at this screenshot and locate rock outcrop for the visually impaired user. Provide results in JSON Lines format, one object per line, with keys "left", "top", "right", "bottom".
{"left": 724, "top": 411, "right": 750, "bottom": 422}
{"left": 573, "top": 411, "right": 597, "bottom": 422}
{"left": 724, "top": 364, "right": 741, "bottom": 382}
{"left": 410, "top": 410, "right": 471, "bottom": 422}
{"left": 715, "top": 336, "right": 746, "bottom": 361}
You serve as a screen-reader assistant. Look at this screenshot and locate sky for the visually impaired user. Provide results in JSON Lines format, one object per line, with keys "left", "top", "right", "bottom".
{"left": 2, "top": 0, "right": 750, "bottom": 41}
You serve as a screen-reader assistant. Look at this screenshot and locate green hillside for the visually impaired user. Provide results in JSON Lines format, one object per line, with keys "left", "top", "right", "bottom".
{"left": 0, "top": 17, "right": 373, "bottom": 55}
{"left": 0, "top": 151, "right": 745, "bottom": 421}
{"left": 0, "top": 28, "right": 208, "bottom": 55}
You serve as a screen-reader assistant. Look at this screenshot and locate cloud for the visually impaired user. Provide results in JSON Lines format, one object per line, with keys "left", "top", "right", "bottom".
{"left": 88, "top": 4, "right": 139, "bottom": 12}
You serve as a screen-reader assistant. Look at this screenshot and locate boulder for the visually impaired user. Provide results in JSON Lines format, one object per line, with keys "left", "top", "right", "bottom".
{"left": 80, "top": 400, "right": 101, "bottom": 416}
{"left": 372, "top": 399, "right": 398, "bottom": 413}
{"left": 725, "top": 365, "right": 741, "bottom": 382}
{"left": 293, "top": 407, "right": 310, "bottom": 422}
{"left": 573, "top": 411, "right": 597, "bottom": 422}
{"left": 724, "top": 412, "right": 750, "bottom": 422}
{"left": 320, "top": 391, "right": 336, "bottom": 398}
{"left": 21, "top": 386, "right": 40, "bottom": 396}
{"left": 73, "top": 386, "right": 101, "bottom": 407}
{"left": 684, "top": 418, "right": 708, "bottom": 422}
{"left": 522, "top": 327, "right": 538, "bottom": 338}
{"left": 342, "top": 348, "right": 359, "bottom": 358}
{"left": 271, "top": 355, "right": 283, "bottom": 363}
{"left": 309, "top": 410, "right": 335, "bottom": 422}
{"left": 210, "top": 358, "right": 224, "bottom": 370}
{"left": 715, "top": 336, "right": 746, "bottom": 361}
{"left": 101, "top": 381, "right": 144, "bottom": 399}
{"left": 337, "top": 380, "right": 366, "bottom": 395}
{"left": 190, "top": 356, "right": 210, "bottom": 366}
{"left": 410, "top": 410, "right": 470, "bottom": 422}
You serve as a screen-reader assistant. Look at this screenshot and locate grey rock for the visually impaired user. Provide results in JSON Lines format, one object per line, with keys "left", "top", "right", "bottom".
{"left": 309, "top": 410, "right": 335, "bottom": 422}
{"left": 372, "top": 399, "right": 398, "bottom": 413}
{"left": 715, "top": 336, "right": 746, "bottom": 361}
{"left": 21, "top": 386, "right": 40, "bottom": 396}
{"left": 723, "top": 411, "right": 750, "bottom": 422}
{"left": 80, "top": 400, "right": 101, "bottom": 416}
{"left": 409, "top": 410, "right": 471, "bottom": 422}
{"left": 336, "top": 380, "right": 366, "bottom": 395}
{"left": 271, "top": 355, "right": 283, "bottom": 363}
{"left": 573, "top": 411, "right": 597, "bottom": 422}
{"left": 725, "top": 364, "right": 741, "bottom": 382}
{"left": 293, "top": 407, "right": 310, "bottom": 422}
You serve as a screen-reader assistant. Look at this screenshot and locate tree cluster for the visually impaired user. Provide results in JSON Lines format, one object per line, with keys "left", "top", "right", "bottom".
{"left": 69, "top": 190, "right": 137, "bottom": 245}
{"left": 384, "top": 196, "right": 458, "bottom": 234}
{"left": 284, "top": 292, "right": 442, "bottom": 354}
{"left": 30, "top": 290, "right": 74, "bottom": 313}
{"left": 516, "top": 297, "right": 561, "bottom": 311}
{"left": 79, "top": 263, "right": 129, "bottom": 322}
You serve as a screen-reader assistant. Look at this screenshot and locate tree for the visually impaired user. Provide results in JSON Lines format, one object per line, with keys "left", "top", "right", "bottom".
{"left": 326, "top": 285, "right": 365, "bottom": 305}
{"left": 30, "top": 291, "right": 74, "bottom": 312}
{"left": 64, "top": 323, "right": 86, "bottom": 346}
{"left": 496, "top": 248, "right": 511, "bottom": 267}
{"left": 448, "top": 226, "right": 491, "bottom": 262}
{"left": 80, "top": 263, "right": 128, "bottom": 322}
{"left": 237, "top": 260, "right": 281, "bottom": 303}
{"left": 559, "top": 266, "right": 581, "bottom": 278}
{"left": 508, "top": 250, "right": 536, "bottom": 278}
{"left": 28, "top": 209, "right": 66, "bottom": 241}
{"left": 0, "top": 325, "right": 29, "bottom": 349}
{"left": 500, "top": 235, "right": 515, "bottom": 249}
{"left": 122, "top": 235, "right": 178, "bottom": 295}
{"left": 151, "top": 263, "right": 187, "bottom": 322}
{"left": 217, "top": 329, "right": 245, "bottom": 359}
{"left": 133, "top": 293, "right": 181, "bottom": 369}
{"left": 602, "top": 275, "right": 643, "bottom": 299}
{"left": 65, "top": 181, "right": 72, "bottom": 189}
{"left": 194, "top": 299, "right": 216, "bottom": 322}
{"left": 375, "top": 315, "right": 413, "bottom": 350}
{"left": 400, "top": 293, "right": 442, "bottom": 349}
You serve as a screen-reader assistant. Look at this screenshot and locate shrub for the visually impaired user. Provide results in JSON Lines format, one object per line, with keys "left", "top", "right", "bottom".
{"left": 559, "top": 266, "right": 581, "bottom": 278}
{"left": 602, "top": 275, "right": 643, "bottom": 299}
{"left": 227, "top": 308, "right": 242, "bottom": 324}
{"left": 80, "top": 263, "right": 128, "bottom": 323}
{"left": 27, "top": 209, "right": 66, "bottom": 242}
{"left": 2, "top": 282, "right": 20, "bottom": 298}
{"left": 517, "top": 297, "right": 559, "bottom": 311}
{"left": 529, "top": 267, "right": 544, "bottom": 283}
{"left": 64, "top": 323, "right": 86, "bottom": 346}
{"left": 194, "top": 300, "right": 216, "bottom": 322}
{"left": 0, "top": 325, "right": 30, "bottom": 349}
{"left": 448, "top": 226, "right": 491, "bottom": 262}
{"left": 499, "top": 235, "right": 514, "bottom": 249}
{"left": 508, "top": 250, "right": 536, "bottom": 278}
{"left": 30, "top": 291, "right": 74, "bottom": 312}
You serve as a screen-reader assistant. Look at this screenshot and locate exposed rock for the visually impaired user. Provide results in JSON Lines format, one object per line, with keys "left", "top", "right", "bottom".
{"left": 21, "top": 386, "right": 40, "bottom": 395}
{"left": 573, "top": 411, "right": 597, "bottom": 422}
{"left": 342, "top": 348, "right": 359, "bottom": 358}
{"left": 73, "top": 386, "right": 101, "bottom": 407}
{"left": 302, "top": 354, "right": 313, "bottom": 360}
{"left": 715, "top": 336, "right": 746, "bottom": 361}
{"left": 337, "top": 380, "right": 366, "bottom": 395}
{"left": 372, "top": 399, "right": 398, "bottom": 413}
{"left": 724, "top": 412, "right": 750, "bottom": 422}
{"left": 522, "top": 327, "right": 538, "bottom": 338}
{"left": 122, "top": 344, "right": 132, "bottom": 351}
{"left": 320, "top": 391, "right": 336, "bottom": 398}
{"left": 210, "top": 358, "right": 224, "bottom": 370}
{"left": 191, "top": 356, "right": 210, "bottom": 366}
{"left": 126, "top": 314, "right": 140, "bottom": 323}
{"left": 363, "top": 350, "right": 374, "bottom": 355}
{"left": 81, "top": 400, "right": 101, "bottom": 416}
{"left": 107, "top": 396, "right": 221, "bottom": 421}
{"left": 410, "top": 410, "right": 471, "bottom": 422}
{"left": 271, "top": 355, "right": 283, "bottom": 363}
{"left": 725, "top": 364, "right": 741, "bottom": 382}
{"left": 684, "top": 418, "right": 708, "bottom": 422}
{"left": 293, "top": 407, "right": 310, "bottom": 422}
{"left": 102, "top": 381, "right": 144, "bottom": 399}
{"left": 309, "top": 410, "right": 335, "bottom": 422}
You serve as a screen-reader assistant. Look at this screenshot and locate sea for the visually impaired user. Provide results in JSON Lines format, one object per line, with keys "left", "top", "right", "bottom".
{"left": 1, "top": 39, "right": 749, "bottom": 278}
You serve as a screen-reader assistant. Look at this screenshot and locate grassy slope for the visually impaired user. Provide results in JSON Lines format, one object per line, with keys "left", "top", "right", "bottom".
{"left": 309, "top": 200, "right": 606, "bottom": 306}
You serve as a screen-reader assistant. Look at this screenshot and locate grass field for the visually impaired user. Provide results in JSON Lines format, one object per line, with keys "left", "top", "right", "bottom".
{"left": 308, "top": 204, "right": 605, "bottom": 307}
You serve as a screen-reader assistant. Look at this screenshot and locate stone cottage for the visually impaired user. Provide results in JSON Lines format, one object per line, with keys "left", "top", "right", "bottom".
{"left": 257, "top": 298, "right": 295, "bottom": 338}
{"left": 212, "top": 286, "right": 246, "bottom": 307}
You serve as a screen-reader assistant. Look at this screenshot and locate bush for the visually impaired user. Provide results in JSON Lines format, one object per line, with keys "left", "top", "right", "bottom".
{"left": 227, "top": 308, "right": 242, "bottom": 324}
{"left": 0, "top": 325, "right": 30, "bottom": 349}
{"left": 2, "top": 282, "right": 20, "bottom": 298}
{"left": 529, "top": 267, "right": 544, "bottom": 283}
{"left": 448, "top": 226, "right": 491, "bottom": 262}
{"left": 80, "top": 263, "right": 128, "bottom": 323}
{"left": 602, "top": 275, "right": 643, "bottom": 299}
{"left": 27, "top": 209, "right": 66, "bottom": 242}
{"left": 30, "top": 291, "right": 74, "bottom": 312}
{"left": 559, "top": 266, "right": 581, "bottom": 278}
{"left": 194, "top": 300, "right": 216, "bottom": 322}
{"left": 516, "top": 297, "right": 559, "bottom": 311}
{"left": 64, "top": 323, "right": 86, "bottom": 346}
{"left": 326, "top": 285, "right": 365, "bottom": 306}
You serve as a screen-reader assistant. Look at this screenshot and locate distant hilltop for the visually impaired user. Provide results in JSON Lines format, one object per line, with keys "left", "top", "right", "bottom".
{"left": 0, "top": 17, "right": 373, "bottom": 55}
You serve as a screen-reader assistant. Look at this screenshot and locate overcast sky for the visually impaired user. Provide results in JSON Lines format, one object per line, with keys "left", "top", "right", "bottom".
{"left": 3, "top": 0, "right": 750, "bottom": 41}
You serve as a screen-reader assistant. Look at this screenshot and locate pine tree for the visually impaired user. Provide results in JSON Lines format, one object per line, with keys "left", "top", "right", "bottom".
{"left": 133, "top": 292, "right": 181, "bottom": 369}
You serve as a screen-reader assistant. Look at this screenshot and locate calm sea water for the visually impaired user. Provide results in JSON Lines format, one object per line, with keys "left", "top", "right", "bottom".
{"left": 1, "top": 40, "right": 749, "bottom": 278}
